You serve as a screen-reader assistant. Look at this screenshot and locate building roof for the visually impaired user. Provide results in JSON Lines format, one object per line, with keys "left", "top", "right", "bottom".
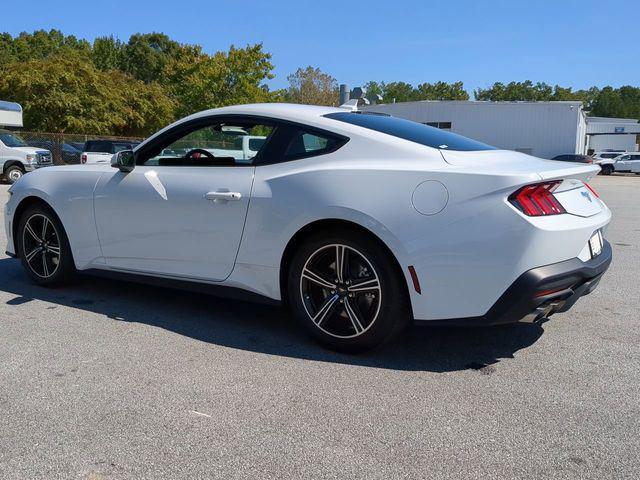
{"left": 0, "top": 100, "right": 22, "bottom": 112}
{"left": 587, "top": 116, "right": 639, "bottom": 124}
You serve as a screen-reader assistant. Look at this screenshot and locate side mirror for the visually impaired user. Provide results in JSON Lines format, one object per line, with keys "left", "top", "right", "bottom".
{"left": 111, "top": 150, "right": 135, "bottom": 172}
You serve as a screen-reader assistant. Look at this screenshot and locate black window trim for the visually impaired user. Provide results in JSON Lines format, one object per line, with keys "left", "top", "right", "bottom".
{"left": 134, "top": 114, "right": 349, "bottom": 167}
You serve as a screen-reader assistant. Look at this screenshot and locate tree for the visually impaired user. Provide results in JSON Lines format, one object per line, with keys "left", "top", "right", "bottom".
{"left": 0, "top": 52, "right": 175, "bottom": 135}
{"left": 415, "top": 81, "right": 469, "bottom": 100}
{"left": 285, "top": 66, "right": 338, "bottom": 106}
{"left": 363, "top": 80, "right": 470, "bottom": 103}
{"left": 162, "top": 43, "right": 276, "bottom": 117}
{"left": 590, "top": 86, "right": 640, "bottom": 120}
{"left": 92, "top": 36, "right": 126, "bottom": 71}
{"left": 121, "top": 32, "right": 185, "bottom": 83}
{"left": 380, "top": 81, "right": 416, "bottom": 103}
{"left": 475, "top": 81, "right": 551, "bottom": 101}
{"left": 0, "top": 29, "right": 90, "bottom": 64}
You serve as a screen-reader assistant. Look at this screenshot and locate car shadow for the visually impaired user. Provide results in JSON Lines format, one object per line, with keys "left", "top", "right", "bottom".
{"left": 0, "top": 257, "right": 545, "bottom": 373}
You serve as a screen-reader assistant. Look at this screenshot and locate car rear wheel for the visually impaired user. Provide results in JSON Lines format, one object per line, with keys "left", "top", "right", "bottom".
{"left": 17, "top": 205, "right": 76, "bottom": 286}
{"left": 5, "top": 165, "right": 24, "bottom": 184}
{"left": 601, "top": 164, "right": 613, "bottom": 175}
{"left": 288, "top": 231, "right": 411, "bottom": 352}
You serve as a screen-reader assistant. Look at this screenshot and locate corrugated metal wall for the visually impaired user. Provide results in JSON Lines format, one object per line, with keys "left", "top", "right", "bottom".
{"left": 362, "top": 101, "right": 583, "bottom": 159}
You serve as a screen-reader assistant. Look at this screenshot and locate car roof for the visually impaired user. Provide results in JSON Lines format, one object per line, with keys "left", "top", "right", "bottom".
{"left": 186, "top": 103, "right": 345, "bottom": 123}
{"left": 139, "top": 103, "right": 348, "bottom": 150}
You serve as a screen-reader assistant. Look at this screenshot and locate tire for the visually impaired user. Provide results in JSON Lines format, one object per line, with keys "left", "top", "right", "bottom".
{"left": 17, "top": 204, "right": 76, "bottom": 286}
{"left": 287, "top": 230, "right": 411, "bottom": 353}
{"left": 601, "top": 164, "right": 613, "bottom": 176}
{"left": 5, "top": 165, "right": 25, "bottom": 184}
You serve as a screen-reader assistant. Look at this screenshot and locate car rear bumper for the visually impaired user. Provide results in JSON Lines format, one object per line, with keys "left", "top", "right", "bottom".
{"left": 416, "top": 240, "right": 612, "bottom": 327}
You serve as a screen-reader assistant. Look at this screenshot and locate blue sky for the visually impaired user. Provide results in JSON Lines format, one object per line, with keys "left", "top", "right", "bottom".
{"left": 2, "top": 0, "right": 638, "bottom": 96}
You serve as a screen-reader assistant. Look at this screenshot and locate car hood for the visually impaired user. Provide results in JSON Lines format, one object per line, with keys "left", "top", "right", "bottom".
{"left": 11, "top": 146, "right": 51, "bottom": 155}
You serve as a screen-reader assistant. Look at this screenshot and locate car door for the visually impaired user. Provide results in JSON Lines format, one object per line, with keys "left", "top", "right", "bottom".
{"left": 93, "top": 117, "right": 275, "bottom": 281}
{"left": 615, "top": 155, "right": 631, "bottom": 171}
{"left": 628, "top": 154, "right": 640, "bottom": 172}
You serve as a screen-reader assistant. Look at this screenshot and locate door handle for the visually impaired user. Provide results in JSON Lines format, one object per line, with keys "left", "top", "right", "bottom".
{"left": 205, "top": 191, "right": 242, "bottom": 201}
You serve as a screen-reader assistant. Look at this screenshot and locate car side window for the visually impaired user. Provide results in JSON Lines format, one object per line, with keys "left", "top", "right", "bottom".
{"left": 282, "top": 129, "right": 341, "bottom": 160}
{"left": 139, "top": 120, "right": 274, "bottom": 167}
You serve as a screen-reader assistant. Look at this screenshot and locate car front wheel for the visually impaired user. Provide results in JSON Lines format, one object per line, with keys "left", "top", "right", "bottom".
{"left": 601, "top": 164, "right": 613, "bottom": 175}
{"left": 5, "top": 165, "right": 25, "bottom": 184}
{"left": 17, "top": 204, "right": 76, "bottom": 286}
{"left": 288, "top": 231, "right": 411, "bottom": 352}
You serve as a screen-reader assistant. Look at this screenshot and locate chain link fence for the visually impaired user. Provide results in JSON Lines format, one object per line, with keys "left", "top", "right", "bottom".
{"left": 14, "top": 131, "right": 144, "bottom": 165}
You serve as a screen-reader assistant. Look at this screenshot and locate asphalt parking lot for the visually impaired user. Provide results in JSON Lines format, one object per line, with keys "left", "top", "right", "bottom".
{"left": 0, "top": 175, "right": 638, "bottom": 480}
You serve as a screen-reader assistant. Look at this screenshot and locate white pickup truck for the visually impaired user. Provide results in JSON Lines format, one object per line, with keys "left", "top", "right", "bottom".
{"left": 0, "top": 129, "right": 53, "bottom": 184}
{"left": 208, "top": 135, "right": 267, "bottom": 162}
{"left": 81, "top": 140, "right": 139, "bottom": 165}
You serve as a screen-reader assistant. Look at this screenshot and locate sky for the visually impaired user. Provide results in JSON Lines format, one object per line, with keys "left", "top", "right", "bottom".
{"left": 2, "top": 0, "right": 639, "bottom": 96}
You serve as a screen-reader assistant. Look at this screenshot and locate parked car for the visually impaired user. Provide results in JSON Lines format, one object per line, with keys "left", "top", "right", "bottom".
{"left": 81, "top": 140, "right": 140, "bottom": 165}
{"left": 551, "top": 154, "right": 595, "bottom": 164}
{"left": 596, "top": 151, "right": 639, "bottom": 175}
{"left": 0, "top": 129, "right": 53, "bottom": 184}
{"left": 4, "top": 104, "right": 612, "bottom": 352}
{"left": 612, "top": 153, "right": 640, "bottom": 173}
{"left": 593, "top": 150, "right": 624, "bottom": 164}
{"left": 27, "top": 139, "right": 82, "bottom": 164}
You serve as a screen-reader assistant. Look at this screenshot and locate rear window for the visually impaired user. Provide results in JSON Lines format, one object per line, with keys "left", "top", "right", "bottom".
{"left": 84, "top": 141, "right": 109, "bottom": 153}
{"left": 324, "top": 112, "right": 495, "bottom": 151}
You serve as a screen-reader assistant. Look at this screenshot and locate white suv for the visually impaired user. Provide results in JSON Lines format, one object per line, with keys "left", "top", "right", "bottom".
{"left": 0, "top": 129, "right": 53, "bottom": 184}
{"left": 612, "top": 153, "right": 640, "bottom": 173}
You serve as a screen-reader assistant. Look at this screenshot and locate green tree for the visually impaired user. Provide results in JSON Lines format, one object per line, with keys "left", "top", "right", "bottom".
{"left": 363, "top": 80, "right": 469, "bottom": 103}
{"left": 162, "top": 43, "right": 276, "bottom": 117}
{"left": 0, "top": 52, "right": 175, "bottom": 135}
{"left": 121, "top": 32, "right": 186, "bottom": 83}
{"left": 285, "top": 66, "right": 339, "bottom": 106}
{"left": 590, "top": 86, "right": 640, "bottom": 119}
{"left": 415, "top": 81, "right": 469, "bottom": 100}
{"left": 92, "top": 36, "right": 126, "bottom": 71}
{"left": 381, "top": 81, "right": 416, "bottom": 103}
{"left": 475, "top": 81, "right": 544, "bottom": 101}
{"left": 0, "top": 29, "right": 90, "bottom": 64}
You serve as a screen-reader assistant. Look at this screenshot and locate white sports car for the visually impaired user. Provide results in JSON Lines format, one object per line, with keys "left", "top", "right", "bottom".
{"left": 4, "top": 104, "right": 612, "bottom": 352}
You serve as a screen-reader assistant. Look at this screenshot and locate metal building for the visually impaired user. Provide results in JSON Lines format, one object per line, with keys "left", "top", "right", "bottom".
{"left": 361, "top": 100, "right": 639, "bottom": 159}
{"left": 586, "top": 116, "right": 639, "bottom": 153}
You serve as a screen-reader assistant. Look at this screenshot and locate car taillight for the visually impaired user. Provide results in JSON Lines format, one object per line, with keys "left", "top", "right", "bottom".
{"left": 584, "top": 182, "right": 600, "bottom": 198}
{"left": 509, "top": 181, "right": 566, "bottom": 216}
{"left": 81, "top": 154, "right": 87, "bottom": 164}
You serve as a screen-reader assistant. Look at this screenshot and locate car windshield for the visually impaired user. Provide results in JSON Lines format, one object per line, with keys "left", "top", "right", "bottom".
{"left": 0, "top": 131, "right": 28, "bottom": 147}
{"left": 324, "top": 112, "right": 496, "bottom": 151}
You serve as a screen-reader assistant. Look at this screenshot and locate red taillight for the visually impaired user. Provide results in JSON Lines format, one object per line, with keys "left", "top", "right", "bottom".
{"left": 509, "top": 181, "right": 566, "bottom": 216}
{"left": 81, "top": 154, "right": 87, "bottom": 164}
{"left": 584, "top": 182, "right": 599, "bottom": 198}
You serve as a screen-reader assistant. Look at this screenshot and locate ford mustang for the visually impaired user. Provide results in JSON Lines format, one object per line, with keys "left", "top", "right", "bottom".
{"left": 4, "top": 104, "right": 612, "bottom": 352}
